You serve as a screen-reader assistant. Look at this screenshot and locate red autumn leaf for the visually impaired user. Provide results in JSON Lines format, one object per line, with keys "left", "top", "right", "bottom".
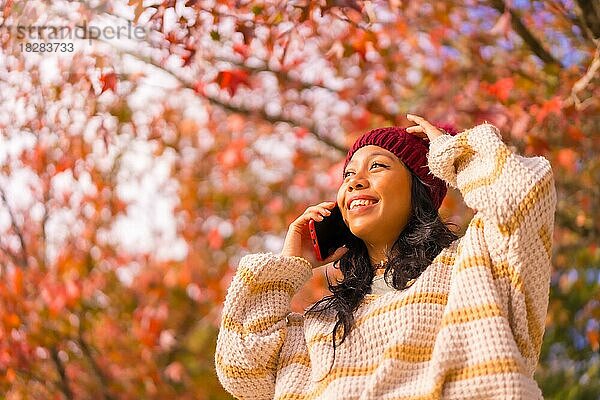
{"left": 567, "top": 125, "right": 585, "bottom": 142}
{"left": 233, "top": 43, "right": 250, "bottom": 58}
{"left": 208, "top": 228, "right": 223, "bottom": 249}
{"left": 216, "top": 139, "right": 247, "bottom": 169}
{"left": 531, "top": 96, "right": 562, "bottom": 123}
{"left": 266, "top": 197, "right": 284, "bottom": 213}
{"left": 352, "top": 108, "right": 371, "bottom": 130}
{"left": 588, "top": 329, "right": 599, "bottom": 352}
{"left": 556, "top": 148, "right": 578, "bottom": 173}
{"left": 4, "top": 313, "right": 20, "bottom": 329}
{"left": 484, "top": 77, "right": 514, "bottom": 102}
{"left": 193, "top": 81, "right": 205, "bottom": 96}
{"left": 525, "top": 135, "right": 550, "bottom": 154}
{"left": 100, "top": 72, "right": 117, "bottom": 94}
{"left": 350, "top": 30, "right": 374, "bottom": 60}
{"left": 12, "top": 268, "right": 23, "bottom": 296}
{"left": 429, "top": 26, "right": 447, "bottom": 50}
{"left": 295, "top": 127, "right": 310, "bottom": 139}
{"left": 292, "top": 173, "right": 308, "bottom": 188}
{"left": 215, "top": 69, "right": 250, "bottom": 96}
{"left": 3, "top": 0, "right": 13, "bottom": 17}
{"left": 181, "top": 49, "right": 196, "bottom": 67}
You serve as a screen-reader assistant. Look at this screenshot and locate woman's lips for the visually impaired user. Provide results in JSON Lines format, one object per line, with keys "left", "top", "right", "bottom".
{"left": 348, "top": 201, "right": 379, "bottom": 215}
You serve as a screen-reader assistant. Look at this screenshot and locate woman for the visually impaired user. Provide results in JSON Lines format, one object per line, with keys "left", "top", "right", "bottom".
{"left": 215, "top": 114, "right": 556, "bottom": 399}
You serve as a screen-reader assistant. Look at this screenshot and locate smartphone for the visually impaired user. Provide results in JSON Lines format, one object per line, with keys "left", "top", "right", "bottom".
{"left": 308, "top": 204, "right": 354, "bottom": 261}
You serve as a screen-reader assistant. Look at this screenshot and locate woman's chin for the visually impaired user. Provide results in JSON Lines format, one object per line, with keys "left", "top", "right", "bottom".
{"left": 349, "top": 223, "right": 377, "bottom": 241}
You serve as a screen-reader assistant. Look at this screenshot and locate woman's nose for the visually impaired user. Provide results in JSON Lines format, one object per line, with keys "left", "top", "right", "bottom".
{"left": 348, "top": 172, "right": 368, "bottom": 191}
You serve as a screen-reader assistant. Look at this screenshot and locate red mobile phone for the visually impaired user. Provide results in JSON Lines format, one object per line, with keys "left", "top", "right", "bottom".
{"left": 308, "top": 204, "right": 354, "bottom": 261}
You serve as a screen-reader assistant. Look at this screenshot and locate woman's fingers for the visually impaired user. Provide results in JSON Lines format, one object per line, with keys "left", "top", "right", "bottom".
{"left": 318, "top": 201, "right": 337, "bottom": 209}
{"left": 323, "top": 246, "right": 349, "bottom": 264}
{"left": 308, "top": 209, "right": 329, "bottom": 221}
{"left": 303, "top": 202, "right": 335, "bottom": 221}
{"left": 406, "top": 113, "right": 434, "bottom": 127}
{"left": 406, "top": 114, "right": 444, "bottom": 141}
{"left": 405, "top": 125, "right": 427, "bottom": 138}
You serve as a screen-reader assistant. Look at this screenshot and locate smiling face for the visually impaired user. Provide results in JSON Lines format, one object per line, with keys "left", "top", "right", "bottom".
{"left": 337, "top": 145, "right": 412, "bottom": 250}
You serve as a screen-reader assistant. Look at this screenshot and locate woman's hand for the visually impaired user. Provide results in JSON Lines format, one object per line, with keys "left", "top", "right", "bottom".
{"left": 280, "top": 201, "right": 349, "bottom": 269}
{"left": 405, "top": 114, "right": 447, "bottom": 142}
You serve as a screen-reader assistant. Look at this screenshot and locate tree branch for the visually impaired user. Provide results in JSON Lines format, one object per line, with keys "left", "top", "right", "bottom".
{"left": 103, "top": 41, "right": 347, "bottom": 153}
{"left": 15, "top": 367, "right": 62, "bottom": 394}
{"left": 61, "top": 5, "right": 348, "bottom": 154}
{"left": 575, "top": 0, "right": 600, "bottom": 40}
{"left": 563, "top": 41, "right": 600, "bottom": 110}
{"left": 0, "top": 184, "right": 28, "bottom": 267}
{"left": 77, "top": 328, "right": 116, "bottom": 400}
{"left": 50, "top": 347, "right": 73, "bottom": 400}
{"left": 213, "top": 55, "right": 338, "bottom": 93}
{"left": 488, "top": 0, "right": 563, "bottom": 68}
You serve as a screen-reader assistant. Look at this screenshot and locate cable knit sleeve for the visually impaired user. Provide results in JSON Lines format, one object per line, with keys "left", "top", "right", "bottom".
{"left": 427, "top": 123, "right": 557, "bottom": 369}
{"left": 215, "top": 252, "right": 313, "bottom": 400}
{"left": 427, "top": 123, "right": 556, "bottom": 227}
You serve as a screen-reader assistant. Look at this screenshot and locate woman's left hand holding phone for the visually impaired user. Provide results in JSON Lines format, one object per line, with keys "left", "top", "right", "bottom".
{"left": 280, "top": 201, "right": 349, "bottom": 269}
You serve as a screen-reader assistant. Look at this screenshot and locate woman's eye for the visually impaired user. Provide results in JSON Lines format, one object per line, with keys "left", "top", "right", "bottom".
{"left": 343, "top": 163, "right": 386, "bottom": 179}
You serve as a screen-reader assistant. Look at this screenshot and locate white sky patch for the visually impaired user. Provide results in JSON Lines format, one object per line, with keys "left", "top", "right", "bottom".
{"left": 112, "top": 141, "right": 185, "bottom": 262}
{"left": 245, "top": 233, "right": 284, "bottom": 254}
{"left": 249, "top": 133, "right": 297, "bottom": 184}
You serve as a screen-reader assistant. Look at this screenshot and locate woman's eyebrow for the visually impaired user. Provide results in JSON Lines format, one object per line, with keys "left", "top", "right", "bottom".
{"left": 345, "top": 152, "right": 394, "bottom": 168}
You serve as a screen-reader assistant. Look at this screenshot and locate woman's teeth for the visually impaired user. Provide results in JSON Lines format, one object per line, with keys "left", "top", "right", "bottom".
{"left": 349, "top": 199, "right": 377, "bottom": 210}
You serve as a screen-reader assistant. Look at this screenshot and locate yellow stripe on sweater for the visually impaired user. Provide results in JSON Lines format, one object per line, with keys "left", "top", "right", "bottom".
{"left": 215, "top": 352, "right": 270, "bottom": 379}
{"left": 456, "top": 251, "right": 524, "bottom": 293}
{"left": 498, "top": 170, "right": 553, "bottom": 236}
{"left": 222, "top": 311, "right": 305, "bottom": 338}
{"left": 453, "top": 251, "right": 533, "bottom": 360}
{"left": 447, "top": 357, "right": 525, "bottom": 382}
{"left": 279, "top": 352, "right": 311, "bottom": 370}
{"left": 237, "top": 265, "right": 256, "bottom": 287}
{"left": 222, "top": 314, "right": 285, "bottom": 336}
{"left": 388, "top": 357, "right": 526, "bottom": 400}
{"left": 274, "top": 355, "right": 527, "bottom": 400}
{"left": 306, "top": 292, "right": 449, "bottom": 347}
{"left": 356, "top": 292, "right": 449, "bottom": 327}
{"left": 456, "top": 135, "right": 553, "bottom": 238}
{"left": 441, "top": 303, "right": 505, "bottom": 327}
{"left": 538, "top": 223, "right": 552, "bottom": 259}
{"left": 308, "top": 301, "right": 505, "bottom": 351}
{"left": 461, "top": 144, "right": 510, "bottom": 195}
{"left": 236, "top": 265, "right": 297, "bottom": 297}
{"left": 215, "top": 332, "right": 285, "bottom": 379}
{"left": 383, "top": 343, "right": 435, "bottom": 363}
{"left": 249, "top": 281, "right": 296, "bottom": 296}
{"left": 459, "top": 216, "right": 547, "bottom": 360}
{"left": 277, "top": 343, "right": 436, "bottom": 398}
{"left": 453, "top": 133, "right": 476, "bottom": 171}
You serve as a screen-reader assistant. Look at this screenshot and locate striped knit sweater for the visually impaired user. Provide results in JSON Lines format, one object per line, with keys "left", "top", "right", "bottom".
{"left": 215, "top": 123, "right": 557, "bottom": 399}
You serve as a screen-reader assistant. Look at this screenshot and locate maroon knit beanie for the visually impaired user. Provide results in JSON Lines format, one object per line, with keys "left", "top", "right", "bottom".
{"left": 343, "top": 123, "right": 460, "bottom": 210}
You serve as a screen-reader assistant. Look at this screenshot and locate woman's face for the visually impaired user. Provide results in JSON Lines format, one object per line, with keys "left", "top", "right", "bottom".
{"left": 337, "top": 145, "right": 412, "bottom": 247}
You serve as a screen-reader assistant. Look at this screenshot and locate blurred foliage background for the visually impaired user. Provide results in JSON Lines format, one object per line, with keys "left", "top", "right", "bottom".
{"left": 0, "top": 0, "right": 598, "bottom": 399}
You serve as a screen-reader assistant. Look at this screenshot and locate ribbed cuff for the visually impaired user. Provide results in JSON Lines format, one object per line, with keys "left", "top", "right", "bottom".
{"left": 239, "top": 252, "right": 313, "bottom": 293}
{"left": 427, "top": 132, "right": 463, "bottom": 188}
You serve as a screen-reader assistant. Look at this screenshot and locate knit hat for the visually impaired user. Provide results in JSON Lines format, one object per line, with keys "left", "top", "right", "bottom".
{"left": 343, "top": 123, "right": 459, "bottom": 210}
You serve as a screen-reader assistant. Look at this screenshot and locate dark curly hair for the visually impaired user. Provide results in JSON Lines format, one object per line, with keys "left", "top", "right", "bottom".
{"left": 305, "top": 168, "right": 460, "bottom": 363}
